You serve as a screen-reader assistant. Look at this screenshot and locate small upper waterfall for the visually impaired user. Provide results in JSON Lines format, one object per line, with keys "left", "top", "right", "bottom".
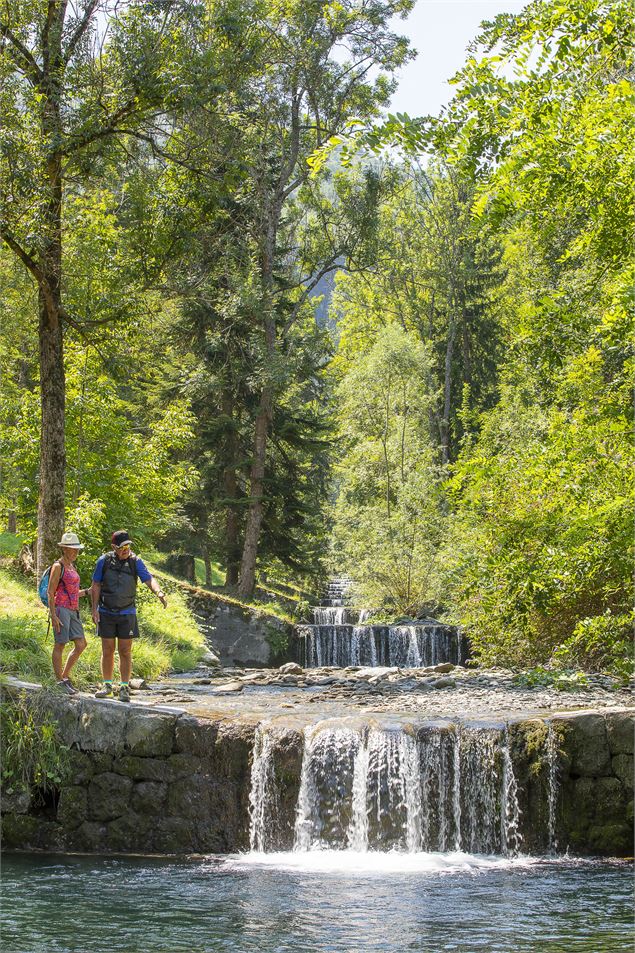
{"left": 298, "top": 577, "right": 468, "bottom": 668}
{"left": 247, "top": 719, "right": 559, "bottom": 856}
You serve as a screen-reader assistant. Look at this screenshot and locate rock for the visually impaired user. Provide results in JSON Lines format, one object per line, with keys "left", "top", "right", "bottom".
{"left": 129, "top": 678, "right": 148, "bottom": 690}
{"left": 125, "top": 710, "right": 177, "bottom": 758}
{"left": 105, "top": 811, "right": 154, "bottom": 851}
{"left": 56, "top": 786, "right": 88, "bottom": 829}
{"left": 67, "top": 820, "right": 107, "bottom": 852}
{"left": 568, "top": 713, "right": 611, "bottom": 776}
{"left": 200, "top": 649, "right": 221, "bottom": 667}
{"left": 0, "top": 784, "right": 31, "bottom": 814}
{"left": 1, "top": 813, "right": 52, "bottom": 849}
{"left": 213, "top": 681, "right": 243, "bottom": 694}
{"left": 131, "top": 781, "right": 167, "bottom": 814}
{"left": 432, "top": 663, "right": 455, "bottom": 674}
{"left": 167, "top": 775, "right": 211, "bottom": 819}
{"left": 612, "top": 754, "right": 634, "bottom": 790}
{"left": 78, "top": 698, "right": 128, "bottom": 753}
{"left": 279, "top": 662, "right": 303, "bottom": 675}
{"left": 193, "top": 678, "right": 212, "bottom": 685}
{"left": 431, "top": 677, "right": 456, "bottom": 689}
{"left": 153, "top": 817, "right": 197, "bottom": 853}
{"left": 605, "top": 712, "right": 634, "bottom": 755}
{"left": 175, "top": 717, "right": 220, "bottom": 758}
{"left": 87, "top": 772, "right": 133, "bottom": 821}
{"left": 112, "top": 756, "right": 170, "bottom": 782}
{"left": 167, "top": 753, "right": 202, "bottom": 782}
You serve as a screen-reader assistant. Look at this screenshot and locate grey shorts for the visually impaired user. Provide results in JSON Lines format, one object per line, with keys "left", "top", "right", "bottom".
{"left": 53, "top": 606, "right": 85, "bottom": 644}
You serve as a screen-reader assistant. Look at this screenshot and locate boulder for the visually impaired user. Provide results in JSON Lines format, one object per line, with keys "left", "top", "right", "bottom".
{"left": 56, "top": 786, "right": 88, "bottom": 829}
{"left": 278, "top": 662, "right": 303, "bottom": 675}
{"left": 605, "top": 711, "right": 634, "bottom": 755}
{"left": 431, "top": 677, "right": 456, "bottom": 689}
{"left": 567, "top": 713, "right": 611, "bottom": 777}
{"left": 106, "top": 812, "right": 154, "bottom": 852}
{"left": 167, "top": 775, "right": 211, "bottom": 819}
{"left": 611, "top": 754, "right": 634, "bottom": 790}
{"left": 125, "top": 710, "right": 177, "bottom": 757}
{"left": 131, "top": 781, "right": 167, "bottom": 815}
{"left": 212, "top": 681, "right": 243, "bottom": 694}
{"left": 0, "top": 784, "right": 31, "bottom": 814}
{"left": 153, "top": 817, "right": 197, "bottom": 854}
{"left": 87, "top": 772, "right": 133, "bottom": 821}
{"left": 78, "top": 698, "right": 128, "bottom": 753}
{"left": 112, "top": 756, "right": 170, "bottom": 782}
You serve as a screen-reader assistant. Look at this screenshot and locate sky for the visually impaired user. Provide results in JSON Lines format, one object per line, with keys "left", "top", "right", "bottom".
{"left": 388, "top": 0, "right": 527, "bottom": 118}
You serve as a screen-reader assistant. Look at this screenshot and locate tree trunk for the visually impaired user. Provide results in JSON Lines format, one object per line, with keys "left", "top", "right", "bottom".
{"left": 440, "top": 312, "right": 457, "bottom": 468}
{"left": 7, "top": 511, "right": 17, "bottom": 534}
{"left": 237, "top": 205, "right": 280, "bottom": 599}
{"left": 222, "top": 389, "right": 241, "bottom": 587}
{"left": 237, "top": 384, "right": 272, "bottom": 599}
{"left": 203, "top": 550, "right": 212, "bottom": 588}
{"left": 36, "top": 22, "right": 66, "bottom": 578}
{"left": 37, "top": 282, "right": 66, "bottom": 577}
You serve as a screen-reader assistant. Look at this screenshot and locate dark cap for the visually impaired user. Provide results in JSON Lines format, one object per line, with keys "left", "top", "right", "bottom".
{"left": 111, "top": 530, "right": 132, "bottom": 548}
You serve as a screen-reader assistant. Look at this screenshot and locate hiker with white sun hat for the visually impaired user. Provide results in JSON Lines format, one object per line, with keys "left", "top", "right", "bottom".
{"left": 46, "top": 531, "right": 91, "bottom": 695}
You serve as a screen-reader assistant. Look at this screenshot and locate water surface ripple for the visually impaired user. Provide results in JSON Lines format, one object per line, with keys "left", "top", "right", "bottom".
{"left": 1, "top": 852, "right": 631, "bottom": 953}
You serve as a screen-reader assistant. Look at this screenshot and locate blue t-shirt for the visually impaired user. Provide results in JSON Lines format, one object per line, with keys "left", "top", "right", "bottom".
{"left": 92, "top": 553, "right": 152, "bottom": 615}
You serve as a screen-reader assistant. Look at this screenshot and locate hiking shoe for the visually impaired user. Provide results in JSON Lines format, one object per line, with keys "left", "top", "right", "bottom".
{"left": 63, "top": 677, "right": 79, "bottom": 695}
{"left": 57, "top": 679, "right": 77, "bottom": 696}
{"left": 95, "top": 684, "right": 114, "bottom": 698}
{"left": 119, "top": 684, "right": 130, "bottom": 703}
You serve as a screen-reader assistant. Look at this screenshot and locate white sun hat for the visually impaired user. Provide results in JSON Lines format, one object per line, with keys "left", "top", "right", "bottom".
{"left": 57, "top": 532, "right": 85, "bottom": 550}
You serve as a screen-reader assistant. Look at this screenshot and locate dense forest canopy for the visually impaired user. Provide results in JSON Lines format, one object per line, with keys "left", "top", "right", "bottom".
{"left": 1, "top": 0, "right": 632, "bottom": 673}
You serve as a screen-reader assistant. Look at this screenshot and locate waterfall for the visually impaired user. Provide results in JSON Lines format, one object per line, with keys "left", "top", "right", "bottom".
{"left": 546, "top": 721, "right": 560, "bottom": 853}
{"left": 248, "top": 721, "right": 528, "bottom": 856}
{"left": 299, "top": 577, "right": 468, "bottom": 668}
{"left": 248, "top": 723, "right": 277, "bottom": 852}
{"left": 299, "top": 622, "right": 467, "bottom": 669}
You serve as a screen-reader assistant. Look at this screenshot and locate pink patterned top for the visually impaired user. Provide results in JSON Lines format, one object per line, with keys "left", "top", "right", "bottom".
{"left": 53, "top": 563, "right": 81, "bottom": 611}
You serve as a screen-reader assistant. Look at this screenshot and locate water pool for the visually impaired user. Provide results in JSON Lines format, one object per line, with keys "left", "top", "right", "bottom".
{"left": 1, "top": 851, "right": 631, "bottom": 952}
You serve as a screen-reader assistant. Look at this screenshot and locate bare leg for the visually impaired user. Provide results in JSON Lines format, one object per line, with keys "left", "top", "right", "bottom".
{"left": 118, "top": 639, "right": 133, "bottom": 682}
{"left": 101, "top": 639, "right": 116, "bottom": 681}
{"left": 62, "top": 638, "right": 87, "bottom": 679}
{"left": 52, "top": 643, "right": 65, "bottom": 680}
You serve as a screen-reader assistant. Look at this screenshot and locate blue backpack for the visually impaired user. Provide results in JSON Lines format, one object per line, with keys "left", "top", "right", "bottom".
{"left": 38, "top": 560, "right": 65, "bottom": 607}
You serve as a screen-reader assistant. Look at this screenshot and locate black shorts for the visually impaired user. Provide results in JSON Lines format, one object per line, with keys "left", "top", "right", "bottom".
{"left": 97, "top": 613, "right": 140, "bottom": 640}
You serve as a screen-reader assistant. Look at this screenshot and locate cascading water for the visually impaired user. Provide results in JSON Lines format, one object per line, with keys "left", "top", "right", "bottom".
{"left": 248, "top": 720, "right": 538, "bottom": 857}
{"left": 298, "top": 622, "right": 468, "bottom": 668}
{"left": 298, "top": 578, "right": 468, "bottom": 668}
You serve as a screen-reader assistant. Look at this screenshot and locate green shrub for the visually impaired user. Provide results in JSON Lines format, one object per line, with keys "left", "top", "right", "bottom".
{"left": 552, "top": 611, "right": 634, "bottom": 680}
{"left": 0, "top": 690, "right": 71, "bottom": 799}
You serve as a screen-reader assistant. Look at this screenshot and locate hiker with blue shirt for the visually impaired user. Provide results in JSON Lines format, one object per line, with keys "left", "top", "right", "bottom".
{"left": 91, "top": 530, "right": 167, "bottom": 702}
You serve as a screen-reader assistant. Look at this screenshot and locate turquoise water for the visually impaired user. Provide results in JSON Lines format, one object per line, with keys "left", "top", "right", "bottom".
{"left": 1, "top": 852, "right": 632, "bottom": 952}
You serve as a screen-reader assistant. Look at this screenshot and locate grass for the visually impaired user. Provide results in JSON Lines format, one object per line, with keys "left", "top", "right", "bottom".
{"left": 144, "top": 548, "right": 225, "bottom": 588}
{"left": 0, "top": 550, "right": 206, "bottom": 688}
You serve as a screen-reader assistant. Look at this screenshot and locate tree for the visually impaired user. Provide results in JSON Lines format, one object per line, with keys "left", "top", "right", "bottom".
{"left": 0, "top": 0, "right": 179, "bottom": 573}
{"left": 332, "top": 324, "right": 441, "bottom": 612}
{"left": 223, "top": 0, "right": 414, "bottom": 597}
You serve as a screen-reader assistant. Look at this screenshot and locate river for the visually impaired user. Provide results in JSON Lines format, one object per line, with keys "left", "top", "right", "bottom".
{"left": 2, "top": 852, "right": 631, "bottom": 952}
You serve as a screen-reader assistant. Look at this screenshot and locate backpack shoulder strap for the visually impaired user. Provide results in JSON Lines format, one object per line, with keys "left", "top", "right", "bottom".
{"left": 127, "top": 554, "right": 138, "bottom": 580}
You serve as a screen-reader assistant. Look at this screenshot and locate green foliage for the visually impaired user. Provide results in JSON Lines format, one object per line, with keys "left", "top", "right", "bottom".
{"left": 512, "top": 668, "right": 590, "bottom": 692}
{"left": 553, "top": 612, "right": 634, "bottom": 680}
{"left": 1, "top": 691, "right": 71, "bottom": 798}
{"left": 332, "top": 324, "right": 443, "bottom": 612}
